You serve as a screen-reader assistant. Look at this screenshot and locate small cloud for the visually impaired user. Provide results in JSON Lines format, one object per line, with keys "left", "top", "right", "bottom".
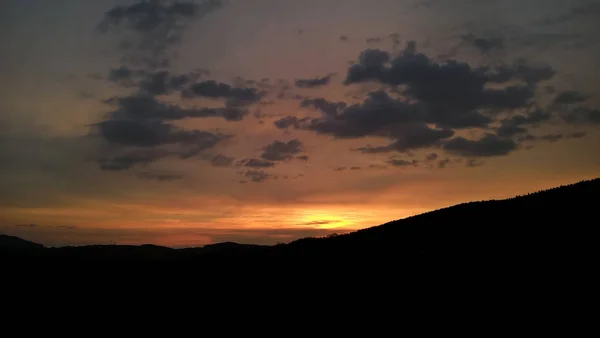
{"left": 211, "top": 154, "right": 234, "bottom": 167}
{"left": 136, "top": 172, "right": 184, "bottom": 182}
{"left": 15, "top": 224, "right": 39, "bottom": 228}
{"left": 295, "top": 73, "right": 336, "bottom": 88}
{"left": 466, "top": 159, "right": 484, "bottom": 167}
{"left": 244, "top": 170, "right": 272, "bottom": 183}
{"left": 56, "top": 225, "right": 77, "bottom": 230}
{"left": 244, "top": 158, "right": 276, "bottom": 168}
{"left": 386, "top": 159, "right": 419, "bottom": 167}
{"left": 261, "top": 139, "right": 304, "bottom": 161}
{"left": 300, "top": 220, "right": 337, "bottom": 226}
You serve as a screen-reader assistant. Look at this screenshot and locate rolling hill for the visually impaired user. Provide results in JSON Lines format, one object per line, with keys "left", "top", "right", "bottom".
{"left": 2, "top": 178, "right": 598, "bottom": 268}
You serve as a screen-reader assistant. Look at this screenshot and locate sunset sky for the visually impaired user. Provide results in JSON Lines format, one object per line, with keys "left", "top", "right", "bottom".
{"left": 1, "top": 0, "right": 599, "bottom": 247}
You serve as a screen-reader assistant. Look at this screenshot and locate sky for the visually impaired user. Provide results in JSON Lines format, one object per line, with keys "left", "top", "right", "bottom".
{"left": 0, "top": 0, "right": 599, "bottom": 247}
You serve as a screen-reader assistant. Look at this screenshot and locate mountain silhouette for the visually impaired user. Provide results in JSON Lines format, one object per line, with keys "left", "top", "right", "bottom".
{"left": 0, "top": 234, "right": 45, "bottom": 250}
{"left": 2, "top": 178, "right": 598, "bottom": 269}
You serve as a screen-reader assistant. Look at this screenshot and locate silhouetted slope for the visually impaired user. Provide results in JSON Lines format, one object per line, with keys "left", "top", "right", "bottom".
{"left": 2, "top": 178, "right": 598, "bottom": 267}
{"left": 0, "top": 234, "right": 44, "bottom": 249}
{"left": 267, "top": 178, "right": 598, "bottom": 266}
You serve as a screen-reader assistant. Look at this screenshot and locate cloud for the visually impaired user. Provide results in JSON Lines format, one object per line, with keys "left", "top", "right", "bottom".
{"left": 460, "top": 34, "right": 505, "bottom": 54}
{"left": 104, "top": 94, "right": 249, "bottom": 122}
{"left": 536, "top": 1, "right": 600, "bottom": 26}
{"left": 261, "top": 139, "right": 304, "bottom": 161}
{"left": 386, "top": 159, "right": 419, "bottom": 167}
{"left": 443, "top": 134, "right": 517, "bottom": 157}
{"left": 295, "top": 73, "right": 336, "bottom": 88}
{"left": 343, "top": 42, "right": 551, "bottom": 129}
{"left": 437, "top": 158, "right": 452, "bottom": 169}
{"left": 244, "top": 159, "right": 276, "bottom": 168}
{"left": 562, "top": 107, "right": 600, "bottom": 125}
{"left": 553, "top": 90, "right": 589, "bottom": 105}
{"left": 136, "top": 172, "right": 184, "bottom": 181}
{"left": 182, "top": 80, "right": 264, "bottom": 107}
{"left": 98, "top": 0, "right": 223, "bottom": 68}
{"left": 210, "top": 154, "right": 235, "bottom": 167}
{"left": 94, "top": 119, "right": 226, "bottom": 149}
{"left": 357, "top": 123, "right": 454, "bottom": 153}
{"left": 97, "top": 148, "right": 170, "bottom": 171}
{"left": 300, "top": 98, "right": 347, "bottom": 118}
{"left": 244, "top": 170, "right": 272, "bottom": 183}
{"left": 496, "top": 109, "right": 551, "bottom": 137}
{"left": 519, "top": 132, "right": 587, "bottom": 143}
{"left": 15, "top": 224, "right": 39, "bottom": 228}
{"left": 300, "top": 220, "right": 335, "bottom": 226}
{"left": 425, "top": 153, "right": 438, "bottom": 161}
{"left": 270, "top": 39, "right": 575, "bottom": 162}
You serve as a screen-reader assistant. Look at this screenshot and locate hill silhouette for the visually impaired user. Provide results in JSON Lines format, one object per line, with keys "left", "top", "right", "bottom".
{"left": 2, "top": 178, "right": 598, "bottom": 269}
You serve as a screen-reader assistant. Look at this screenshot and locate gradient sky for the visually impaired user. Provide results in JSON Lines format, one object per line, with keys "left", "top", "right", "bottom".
{"left": 1, "top": 0, "right": 599, "bottom": 247}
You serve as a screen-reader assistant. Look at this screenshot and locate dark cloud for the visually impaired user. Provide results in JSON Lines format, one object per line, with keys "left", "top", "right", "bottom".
{"left": 274, "top": 116, "right": 307, "bottom": 129}
{"left": 210, "top": 154, "right": 234, "bottom": 167}
{"left": 107, "top": 67, "right": 208, "bottom": 96}
{"left": 261, "top": 140, "right": 304, "bottom": 161}
{"left": 553, "top": 90, "right": 589, "bottom": 105}
{"left": 566, "top": 132, "right": 587, "bottom": 139}
{"left": 443, "top": 134, "right": 517, "bottom": 157}
{"left": 104, "top": 95, "right": 247, "bottom": 122}
{"left": 244, "top": 159, "right": 276, "bottom": 168}
{"left": 460, "top": 34, "right": 504, "bottom": 54}
{"left": 366, "top": 37, "right": 382, "bottom": 44}
{"left": 339, "top": 35, "right": 349, "bottom": 42}
{"left": 345, "top": 42, "right": 549, "bottom": 128}
{"left": 496, "top": 109, "right": 551, "bottom": 137}
{"left": 99, "top": 0, "right": 223, "bottom": 68}
{"left": 537, "top": 1, "right": 600, "bottom": 26}
{"left": 386, "top": 159, "right": 419, "bottom": 167}
{"left": 438, "top": 158, "right": 452, "bottom": 169}
{"left": 466, "top": 159, "right": 484, "bottom": 168}
{"left": 244, "top": 170, "right": 272, "bottom": 183}
{"left": 539, "top": 134, "right": 564, "bottom": 143}
{"left": 97, "top": 148, "right": 170, "bottom": 171}
{"left": 295, "top": 73, "right": 336, "bottom": 88}
{"left": 562, "top": 107, "right": 600, "bottom": 125}
{"left": 520, "top": 132, "right": 587, "bottom": 143}
{"left": 425, "top": 153, "right": 438, "bottom": 161}
{"left": 56, "top": 226, "right": 77, "bottom": 230}
{"left": 300, "top": 98, "right": 347, "bottom": 118}
{"left": 357, "top": 123, "right": 454, "bottom": 153}
{"left": 268, "top": 40, "right": 567, "bottom": 161}
{"left": 294, "top": 91, "right": 423, "bottom": 138}
{"left": 94, "top": 119, "right": 225, "bottom": 149}
{"left": 296, "top": 155, "right": 309, "bottom": 161}
{"left": 485, "top": 59, "right": 556, "bottom": 86}
{"left": 182, "top": 80, "right": 263, "bottom": 107}
{"left": 136, "top": 172, "right": 184, "bottom": 181}
{"left": 15, "top": 224, "right": 39, "bottom": 228}
{"left": 300, "top": 220, "right": 335, "bottom": 226}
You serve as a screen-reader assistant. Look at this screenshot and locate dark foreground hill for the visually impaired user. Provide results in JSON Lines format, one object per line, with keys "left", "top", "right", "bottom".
{"left": 2, "top": 178, "right": 598, "bottom": 270}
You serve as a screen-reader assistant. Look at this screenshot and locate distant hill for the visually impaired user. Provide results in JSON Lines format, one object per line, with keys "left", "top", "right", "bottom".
{"left": 2, "top": 178, "right": 598, "bottom": 268}
{"left": 0, "top": 234, "right": 44, "bottom": 250}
